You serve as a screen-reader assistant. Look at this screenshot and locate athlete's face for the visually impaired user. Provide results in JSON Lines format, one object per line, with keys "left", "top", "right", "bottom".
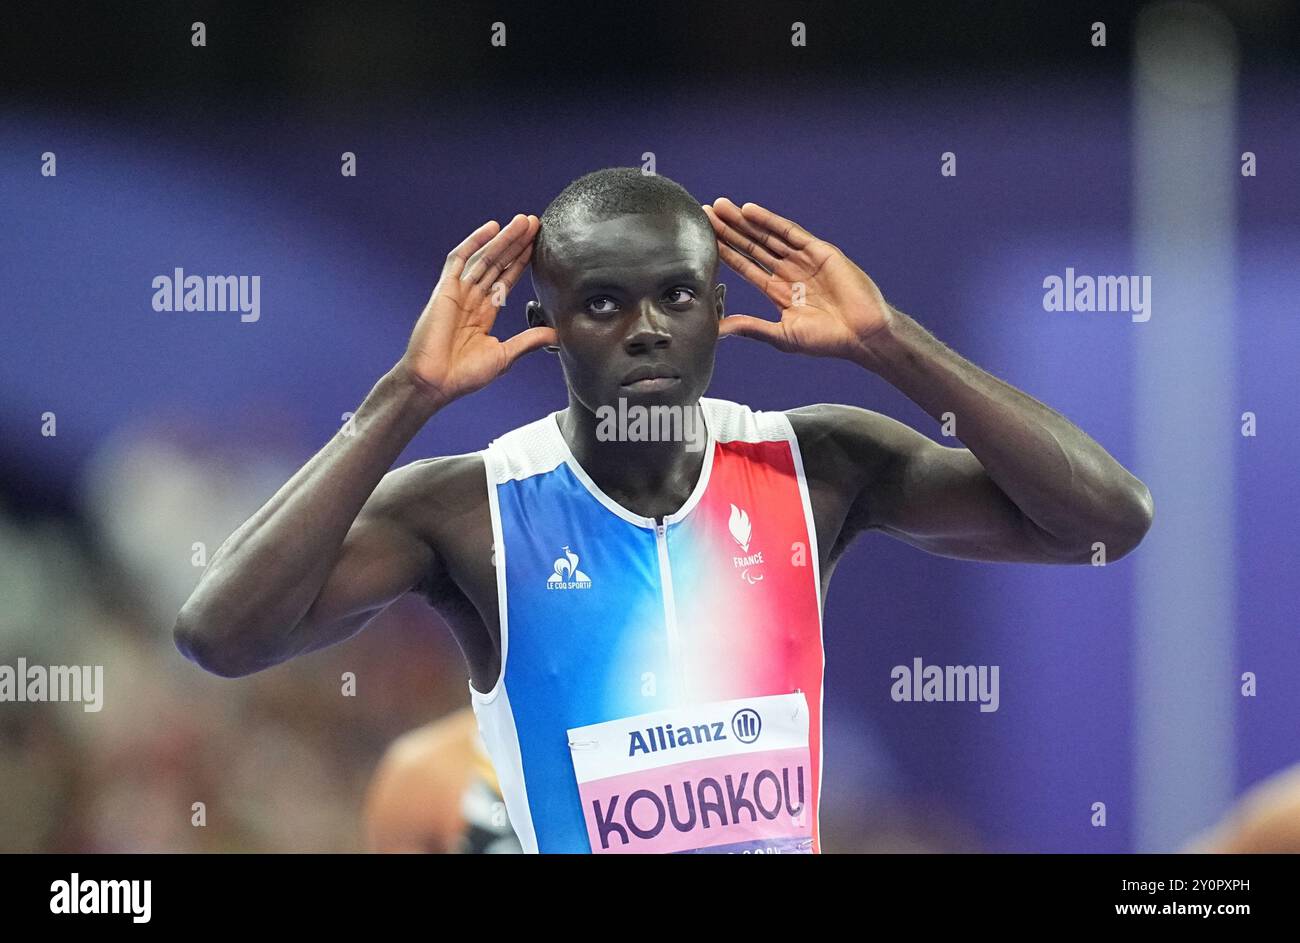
{"left": 528, "top": 211, "right": 725, "bottom": 414}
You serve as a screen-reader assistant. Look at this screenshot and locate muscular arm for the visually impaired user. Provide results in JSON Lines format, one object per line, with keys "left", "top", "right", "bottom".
{"left": 173, "top": 369, "right": 446, "bottom": 677}
{"left": 174, "top": 213, "right": 552, "bottom": 677}
{"left": 794, "top": 313, "right": 1154, "bottom": 564}
{"left": 705, "top": 198, "right": 1154, "bottom": 566}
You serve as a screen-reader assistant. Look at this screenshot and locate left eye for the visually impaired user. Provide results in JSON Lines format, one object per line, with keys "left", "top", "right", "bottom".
{"left": 666, "top": 288, "right": 695, "bottom": 304}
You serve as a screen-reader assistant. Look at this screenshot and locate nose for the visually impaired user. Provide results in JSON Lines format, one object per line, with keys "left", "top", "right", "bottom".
{"left": 623, "top": 301, "right": 672, "bottom": 354}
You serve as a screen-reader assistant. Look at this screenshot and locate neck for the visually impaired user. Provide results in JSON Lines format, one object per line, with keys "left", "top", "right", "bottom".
{"left": 558, "top": 395, "right": 708, "bottom": 521}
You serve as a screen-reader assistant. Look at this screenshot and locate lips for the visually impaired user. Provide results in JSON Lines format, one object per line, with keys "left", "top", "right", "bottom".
{"left": 620, "top": 364, "right": 681, "bottom": 387}
{"left": 622, "top": 376, "right": 681, "bottom": 392}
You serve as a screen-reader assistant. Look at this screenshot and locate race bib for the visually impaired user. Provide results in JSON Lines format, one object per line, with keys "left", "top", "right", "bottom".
{"left": 567, "top": 692, "right": 813, "bottom": 854}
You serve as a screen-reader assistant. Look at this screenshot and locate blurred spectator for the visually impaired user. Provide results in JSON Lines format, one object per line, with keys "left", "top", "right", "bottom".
{"left": 0, "top": 423, "right": 467, "bottom": 852}
{"left": 1185, "top": 763, "right": 1300, "bottom": 853}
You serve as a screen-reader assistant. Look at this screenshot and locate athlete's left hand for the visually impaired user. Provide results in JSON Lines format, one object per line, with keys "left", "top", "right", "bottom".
{"left": 704, "top": 198, "right": 893, "bottom": 360}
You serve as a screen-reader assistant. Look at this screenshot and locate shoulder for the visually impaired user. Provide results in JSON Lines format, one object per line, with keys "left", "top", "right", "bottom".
{"left": 368, "top": 453, "right": 488, "bottom": 520}
{"left": 358, "top": 455, "right": 491, "bottom": 565}
{"left": 782, "top": 403, "right": 913, "bottom": 484}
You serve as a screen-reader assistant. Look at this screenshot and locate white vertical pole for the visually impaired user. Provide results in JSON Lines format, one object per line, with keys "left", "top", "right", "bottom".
{"left": 1132, "top": 1, "right": 1239, "bottom": 852}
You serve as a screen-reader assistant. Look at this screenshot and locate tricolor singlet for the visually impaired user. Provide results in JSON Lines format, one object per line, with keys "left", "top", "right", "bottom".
{"left": 470, "top": 397, "right": 826, "bottom": 853}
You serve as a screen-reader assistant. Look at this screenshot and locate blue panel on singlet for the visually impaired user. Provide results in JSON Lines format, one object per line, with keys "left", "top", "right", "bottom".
{"left": 494, "top": 461, "right": 675, "bottom": 853}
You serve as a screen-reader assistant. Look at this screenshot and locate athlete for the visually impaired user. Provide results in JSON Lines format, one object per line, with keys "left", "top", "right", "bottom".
{"left": 363, "top": 707, "right": 521, "bottom": 854}
{"left": 175, "top": 167, "right": 1154, "bottom": 854}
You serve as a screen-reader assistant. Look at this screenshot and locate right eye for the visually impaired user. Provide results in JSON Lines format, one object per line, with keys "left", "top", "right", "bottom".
{"left": 586, "top": 296, "right": 619, "bottom": 316}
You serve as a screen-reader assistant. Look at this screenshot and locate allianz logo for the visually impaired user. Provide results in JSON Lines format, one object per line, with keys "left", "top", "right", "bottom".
{"left": 628, "top": 707, "right": 764, "bottom": 757}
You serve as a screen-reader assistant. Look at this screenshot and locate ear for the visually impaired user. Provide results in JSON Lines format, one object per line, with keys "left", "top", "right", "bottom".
{"left": 713, "top": 283, "right": 727, "bottom": 325}
{"left": 526, "top": 300, "right": 559, "bottom": 353}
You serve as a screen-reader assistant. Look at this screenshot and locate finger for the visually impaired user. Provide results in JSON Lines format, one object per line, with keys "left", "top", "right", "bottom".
{"left": 715, "top": 240, "right": 794, "bottom": 308}
{"left": 718, "top": 314, "right": 790, "bottom": 350}
{"left": 442, "top": 220, "right": 501, "bottom": 281}
{"left": 492, "top": 242, "right": 534, "bottom": 300}
{"left": 499, "top": 324, "right": 558, "bottom": 369}
{"left": 470, "top": 244, "right": 534, "bottom": 330}
{"left": 708, "top": 201, "right": 790, "bottom": 271}
{"left": 712, "top": 198, "right": 797, "bottom": 261}
{"left": 463, "top": 214, "right": 533, "bottom": 287}
{"left": 737, "top": 201, "right": 817, "bottom": 251}
{"left": 478, "top": 219, "right": 537, "bottom": 298}
{"left": 716, "top": 236, "right": 771, "bottom": 283}
{"left": 704, "top": 204, "right": 795, "bottom": 279}
{"left": 462, "top": 213, "right": 530, "bottom": 287}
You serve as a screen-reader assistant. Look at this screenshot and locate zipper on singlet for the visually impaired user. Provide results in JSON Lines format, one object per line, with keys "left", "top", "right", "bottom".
{"left": 654, "top": 518, "right": 685, "bottom": 695}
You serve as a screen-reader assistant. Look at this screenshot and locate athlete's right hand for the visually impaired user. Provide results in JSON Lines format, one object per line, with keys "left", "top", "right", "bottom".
{"left": 396, "top": 214, "right": 555, "bottom": 405}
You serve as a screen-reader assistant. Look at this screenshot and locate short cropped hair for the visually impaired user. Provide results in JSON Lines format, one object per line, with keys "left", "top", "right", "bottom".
{"left": 533, "top": 167, "right": 714, "bottom": 283}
